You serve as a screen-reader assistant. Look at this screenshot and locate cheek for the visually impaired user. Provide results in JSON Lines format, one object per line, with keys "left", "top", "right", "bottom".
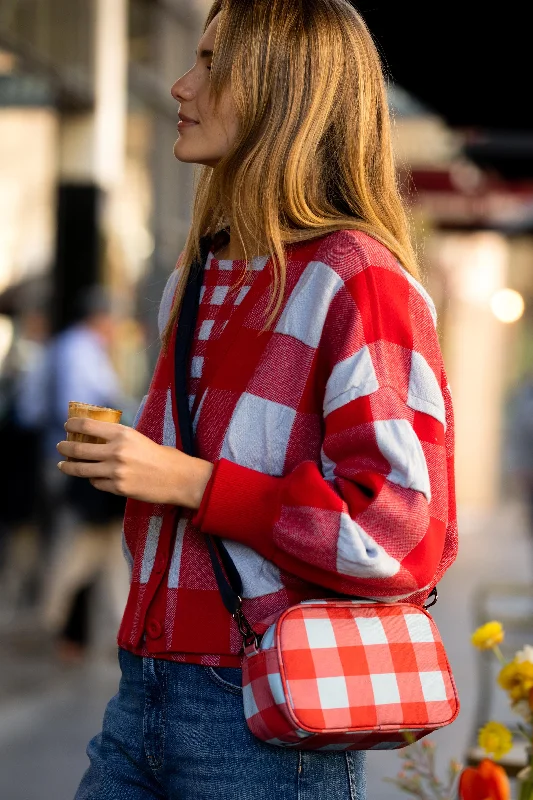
{"left": 219, "top": 95, "right": 239, "bottom": 141}
{"left": 198, "top": 90, "right": 238, "bottom": 148}
{"left": 224, "top": 115, "right": 239, "bottom": 147}
{"left": 213, "top": 108, "right": 239, "bottom": 149}
{"left": 198, "top": 115, "right": 237, "bottom": 151}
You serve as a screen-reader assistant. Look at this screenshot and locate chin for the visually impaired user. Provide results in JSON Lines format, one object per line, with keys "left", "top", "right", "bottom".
{"left": 173, "top": 139, "right": 220, "bottom": 168}
{"left": 173, "top": 139, "right": 195, "bottom": 163}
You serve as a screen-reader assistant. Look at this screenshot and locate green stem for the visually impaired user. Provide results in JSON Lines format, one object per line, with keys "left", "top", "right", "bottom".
{"left": 492, "top": 645, "right": 506, "bottom": 665}
{"left": 518, "top": 777, "right": 533, "bottom": 800}
{"left": 515, "top": 724, "right": 533, "bottom": 743}
{"left": 517, "top": 750, "right": 533, "bottom": 800}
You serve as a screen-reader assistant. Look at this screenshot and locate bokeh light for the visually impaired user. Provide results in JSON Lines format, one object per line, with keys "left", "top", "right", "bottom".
{"left": 490, "top": 288, "right": 525, "bottom": 323}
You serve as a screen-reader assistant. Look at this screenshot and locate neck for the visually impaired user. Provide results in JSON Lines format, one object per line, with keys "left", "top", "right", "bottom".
{"left": 212, "top": 223, "right": 264, "bottom": 261}
{"left": 215, "top": 239, "right": 246, "bottom": 260}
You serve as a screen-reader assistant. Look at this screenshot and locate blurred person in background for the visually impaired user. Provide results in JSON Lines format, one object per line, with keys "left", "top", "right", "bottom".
{"left": 41, "top": 285, "right": 131, "bottom": 663}
{"left": 0, "top": 294, "right": 50, "bottom": 622}
{"left": 57, "top": 2, "right": 457, "bottom": 798}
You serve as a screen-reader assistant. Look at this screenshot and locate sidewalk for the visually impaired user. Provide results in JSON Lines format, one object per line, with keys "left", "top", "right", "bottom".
{"left": 0, "top": 626, "right": 120, "bottom": 800}
{"left": 0, "top": 502, "right": 531, "bottom": 799}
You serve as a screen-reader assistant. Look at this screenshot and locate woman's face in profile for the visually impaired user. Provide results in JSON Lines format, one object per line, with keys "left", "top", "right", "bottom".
{"left": 171, "top": 14, "right": 238, "bottom": 168}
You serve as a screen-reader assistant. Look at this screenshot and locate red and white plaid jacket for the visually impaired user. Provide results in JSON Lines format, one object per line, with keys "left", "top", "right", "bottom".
{"left": 118, "top": 230, "right": 457, "bottom": 667}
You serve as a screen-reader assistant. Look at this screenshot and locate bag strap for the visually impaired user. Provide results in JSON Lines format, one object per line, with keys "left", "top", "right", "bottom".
{"left": 173, "top": 236, "right": 257, "bottom": 646}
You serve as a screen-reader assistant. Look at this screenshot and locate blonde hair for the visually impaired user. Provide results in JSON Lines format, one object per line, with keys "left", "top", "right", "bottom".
{"left": 164, "top": 0, "right": 418, "bottom": 345}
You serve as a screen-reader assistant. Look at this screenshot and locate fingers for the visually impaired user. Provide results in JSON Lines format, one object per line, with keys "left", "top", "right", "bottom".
{"left": 64, "top": 417, "right": 123, "bottom": 440}
{"left": 90, "top": 478, "right": 120, "bottom": 495}
{"left": 57, "top": 440, "right": 112, "bottom": 462}
{"left": 58, "top": 459, "right": 112, "bottom": 480}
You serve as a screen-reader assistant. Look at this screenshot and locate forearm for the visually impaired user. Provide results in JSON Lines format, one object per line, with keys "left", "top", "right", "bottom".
{"left": 164, "top": 447, "right": 214, "bottom": 510}
{"left": 193, "top": 457, "right": 443, "bottom": 600}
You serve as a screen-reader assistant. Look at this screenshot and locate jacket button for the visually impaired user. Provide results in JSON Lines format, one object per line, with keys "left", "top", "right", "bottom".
{"left": 146, "top": 619, "right": 163, "bottom": 639}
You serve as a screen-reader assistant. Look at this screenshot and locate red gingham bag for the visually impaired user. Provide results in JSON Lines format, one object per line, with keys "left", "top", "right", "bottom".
{"left": 175, "top": 240, "right": 459, "bottom": 750}
{"left": 240, "top": 599, "right": 459, "bottom": 750}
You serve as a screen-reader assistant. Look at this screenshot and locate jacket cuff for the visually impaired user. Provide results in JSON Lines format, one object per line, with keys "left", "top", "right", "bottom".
{"left": 192, "top": 459, "right": 281, "bottom": 559}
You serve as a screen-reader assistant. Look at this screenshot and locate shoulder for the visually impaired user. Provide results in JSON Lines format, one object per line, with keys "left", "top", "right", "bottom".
{"left": 311, "top": 229, "right": 436, "bottom": 325}
{"left": 287, "top": 230, "right": 437, "bottom": 339}
{"left": 311, "top": 229, "right": 389, "bottom": 275}
{"left": 56, "top": 325, "right": 92, "bottom": 356}
{"left": 275, "top": 231, "right": 432, "bottom": 360}
{"left": 289, "top": 232, "right": 444, "bottom": 391}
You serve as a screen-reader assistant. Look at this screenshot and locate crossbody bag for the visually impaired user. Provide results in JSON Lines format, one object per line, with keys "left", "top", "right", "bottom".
{"left": 174, "top": 239, "right": 459, "bottom": 750}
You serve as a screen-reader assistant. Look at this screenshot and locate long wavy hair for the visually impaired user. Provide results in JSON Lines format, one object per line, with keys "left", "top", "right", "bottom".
{"left": 163, "top": 0, "right": 418, "bottom": 345}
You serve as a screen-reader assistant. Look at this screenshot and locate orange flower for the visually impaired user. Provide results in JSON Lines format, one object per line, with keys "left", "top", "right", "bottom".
{"left": 459, "top": 760, "right": 510, "bottom": 800}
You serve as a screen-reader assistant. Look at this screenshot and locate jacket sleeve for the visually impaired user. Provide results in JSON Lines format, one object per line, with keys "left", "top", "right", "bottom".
{"left": 192, "top": 261, "right": 453, "bottom": 602}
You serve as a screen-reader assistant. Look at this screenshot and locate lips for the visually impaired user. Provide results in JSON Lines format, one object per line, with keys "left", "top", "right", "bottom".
{"left": 178, "top": 113, "right": 199, "bottom": 124}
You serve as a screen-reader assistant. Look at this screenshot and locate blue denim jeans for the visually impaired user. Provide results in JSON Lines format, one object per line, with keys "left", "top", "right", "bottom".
{"left": 75, "top": 647, "right": 366, "bottom": 800}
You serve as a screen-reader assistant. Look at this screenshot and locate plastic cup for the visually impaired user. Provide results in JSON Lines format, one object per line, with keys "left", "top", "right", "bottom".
{"left": 66, "top": 401, "right": 122, "bottom": 462}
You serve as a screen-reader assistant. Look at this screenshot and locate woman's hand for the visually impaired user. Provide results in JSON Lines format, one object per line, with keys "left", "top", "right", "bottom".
{"left": 57, "top": 418, "right": 214, "bottom": 509}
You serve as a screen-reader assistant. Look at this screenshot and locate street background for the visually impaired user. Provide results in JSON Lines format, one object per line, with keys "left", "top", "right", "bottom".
{"left": 0, "top": 1, "right": 532, "bottom": 798}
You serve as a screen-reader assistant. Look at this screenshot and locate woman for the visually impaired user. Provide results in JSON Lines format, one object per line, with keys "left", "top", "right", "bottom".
{"left": 59, "top": 1, "right": 458, "bottom": 798}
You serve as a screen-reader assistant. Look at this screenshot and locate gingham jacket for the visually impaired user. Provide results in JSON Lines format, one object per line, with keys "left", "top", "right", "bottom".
{"left": 117, "top": 230, "right": 458, "bottom": 666}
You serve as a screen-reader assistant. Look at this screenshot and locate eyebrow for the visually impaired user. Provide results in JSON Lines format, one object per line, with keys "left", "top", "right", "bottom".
{"left": 195, "top": 49, "right": 214, "bottom": 59}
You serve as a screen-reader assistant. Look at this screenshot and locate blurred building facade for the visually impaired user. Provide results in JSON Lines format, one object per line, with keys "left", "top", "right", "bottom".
{"left": 0, "top": 0, "right": 210, "bottom": 397}
{"left": 392, "top": 87, "right": 533, "bottom": 511}
{"left": 1, "top": 1, "right": 533, "bottom": 513}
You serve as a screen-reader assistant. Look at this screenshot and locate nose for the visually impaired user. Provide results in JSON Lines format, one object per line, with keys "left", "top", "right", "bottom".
{"left": 171, "top": 70, "right": 195, "bottom": 103}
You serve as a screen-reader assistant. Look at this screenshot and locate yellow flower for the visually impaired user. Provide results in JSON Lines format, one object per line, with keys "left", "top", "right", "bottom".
{"left": 471, "top": 622, "right": 504, "bottom": 650}
{"left": 478, "top": 722, "right": 513, "bottom": 760}
{"left": 498, "top": 660, "right": 533, "bottom": 703}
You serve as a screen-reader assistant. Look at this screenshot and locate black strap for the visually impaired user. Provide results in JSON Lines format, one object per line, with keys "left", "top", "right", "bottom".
{"left": 173, "top": 236, "right": 246, "bottom": 622}
{"left": 205, "top": 536, "right": 243, "bottom": 616}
